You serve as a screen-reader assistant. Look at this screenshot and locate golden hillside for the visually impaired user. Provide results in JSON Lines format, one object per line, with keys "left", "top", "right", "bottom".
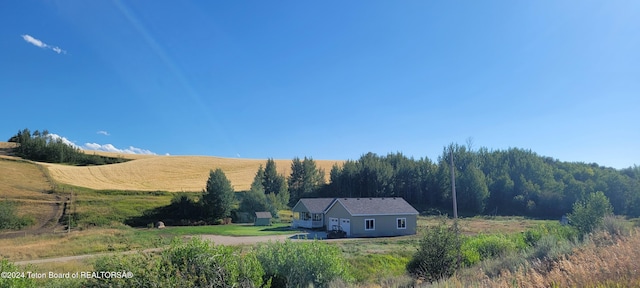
{"left": 43, "top": 154, "right": 342, "bottom": 192}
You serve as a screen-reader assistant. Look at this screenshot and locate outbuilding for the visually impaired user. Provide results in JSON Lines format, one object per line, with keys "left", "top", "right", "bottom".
{"left": 254, "top": 211, "right": 273, "bottom": 226}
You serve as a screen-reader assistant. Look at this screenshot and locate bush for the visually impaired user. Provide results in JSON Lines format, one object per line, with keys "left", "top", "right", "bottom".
{"left": 600, "top": 215, "right": 631, "bottom": 237}
{"left": 523, "top": 222, "right": 579, "bottom": 247}
{"left": 530, "top": 234, "right": 576, "bottom": 261}
{"left": 461, "top": 234, "right": 520, "bottom": 266}
{"left": 87, "top": 238, "right": 264, "bottom": 288}
{"left": 0, "top": 259, "right": 37, "bottom": 288}
{"left": 569, "top": 191, "right": 613, "bottom": 236}
{"left": 0, "top": 201, "right": 35, "bottom": 230}
{"left": 255, "top": 240, "right": 351, "bottom": 288}
{"left": 406, "top": 220, "right": 461, "bottom": 283}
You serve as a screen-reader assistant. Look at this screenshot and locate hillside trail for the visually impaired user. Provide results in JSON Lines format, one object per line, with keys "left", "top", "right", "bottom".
{"left": 0, "top": 195, "right": 67, "bottom": 239}
{"left": 0, "top": 153, "right": 67, "bottom": 239}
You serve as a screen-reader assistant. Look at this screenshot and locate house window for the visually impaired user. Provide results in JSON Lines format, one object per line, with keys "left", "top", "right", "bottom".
{"left": 313, "top": 213, "right": 322, "bottom": 221}
{"left": 365, "top": 219, "right": 375, "bottom": 230}
{"left": 397, "top": 218, "right": 407, "bottom": 229}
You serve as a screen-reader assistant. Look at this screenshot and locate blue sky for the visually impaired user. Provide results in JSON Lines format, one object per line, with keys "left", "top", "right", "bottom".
{"left": 1, "top": 1, "right": 638, "bottom": 169}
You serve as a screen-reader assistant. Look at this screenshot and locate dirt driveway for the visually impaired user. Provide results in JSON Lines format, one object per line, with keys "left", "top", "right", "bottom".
{"left": 195, "top": 231, "right": 328, "bottom": 245}
{"left": 14, "top": 232, "right": 328, "bottom": 265}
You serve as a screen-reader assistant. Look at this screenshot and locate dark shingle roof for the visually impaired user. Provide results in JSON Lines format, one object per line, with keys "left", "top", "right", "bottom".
{"left": 295, "top": 198, "right": 335, "bottom": 213}
{"left": 255, "top": 212, "right": 272, "bottom": 219}
{"left": 334, "top": 198, "right": 419, "bottom": 216}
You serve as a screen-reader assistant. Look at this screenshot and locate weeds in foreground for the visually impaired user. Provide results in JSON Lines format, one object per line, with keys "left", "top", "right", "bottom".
{"left": 472, "top": 229, "right": 640, "bottom": 288}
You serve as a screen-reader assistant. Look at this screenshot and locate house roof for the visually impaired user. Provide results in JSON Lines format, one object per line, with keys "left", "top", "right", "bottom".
{"left": 255, "top": 211, "right": 272, "bottom": 219}
{"left": 292, "top": 198, "right": 335, "bottom": 213}
{"left": 329, "top": 197, "right": 419, "bottom": 216}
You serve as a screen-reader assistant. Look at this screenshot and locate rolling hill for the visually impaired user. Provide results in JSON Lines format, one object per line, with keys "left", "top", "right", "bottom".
{"left": 42, "top": 151, "right": 342, "bottom": 192}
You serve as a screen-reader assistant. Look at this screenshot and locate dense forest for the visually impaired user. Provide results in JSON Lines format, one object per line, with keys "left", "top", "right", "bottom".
{"left": 8, "top": 128, "right": 128, "bottom": 165}
{"left": 322, "top": 144, "right": 640, "bottom": 218}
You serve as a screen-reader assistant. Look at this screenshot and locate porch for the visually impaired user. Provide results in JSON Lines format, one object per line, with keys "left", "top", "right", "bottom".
{"left": 291, "top": 212, "right": 324, "bottom": 229}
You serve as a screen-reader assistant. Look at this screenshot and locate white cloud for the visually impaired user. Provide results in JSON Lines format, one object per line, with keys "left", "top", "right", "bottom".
{"left": 97, "top": 131, "right": 110, "bottom": 136}
{"left": 47, "top": 133, "right": 80, "bottom": 148}
{"left": 22, "top": 34, "right": 46, "bottom": 48}
{"left": 82, "top": 143, "right": 156, "bottom": 155}
{"left": 21, "top": 34, "right": 67, "bottom": 54}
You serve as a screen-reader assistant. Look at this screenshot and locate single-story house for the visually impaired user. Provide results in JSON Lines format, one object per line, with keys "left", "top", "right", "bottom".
{"left": 254, "top": 211, "right": 272, "bottom": 226}
{"left": 292, "top": 197, "right": 419, "bottom": 237}
{"left": 291, "top": 198, "right": 334, "bottom": 229}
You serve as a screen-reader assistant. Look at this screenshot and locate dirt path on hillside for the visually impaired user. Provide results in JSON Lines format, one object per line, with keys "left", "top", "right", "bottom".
{"left": 0, "top": 195, "right": 66, "bottom": 240}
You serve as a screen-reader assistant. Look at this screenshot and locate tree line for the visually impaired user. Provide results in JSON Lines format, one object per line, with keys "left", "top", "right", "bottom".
{"left": 8, "top": 128, "right": 128, "bottom": 165}
{"left": 199, "top": 144, "right": 640, "bottom": 225}
{"left": 324, "top": 145, "right": 640, "bottom": 218}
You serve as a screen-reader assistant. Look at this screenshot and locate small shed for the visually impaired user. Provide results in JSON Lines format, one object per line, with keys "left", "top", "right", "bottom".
{"left": 254, "top": 211, "right": 273, "bottom": 226}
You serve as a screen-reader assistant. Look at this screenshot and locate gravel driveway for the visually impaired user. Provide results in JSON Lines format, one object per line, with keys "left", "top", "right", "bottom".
{"left": 14, "top": 231, "right": 330, "bottom": 265}
{"left": 195, "top": 230, "right": 328, "bottom": 245}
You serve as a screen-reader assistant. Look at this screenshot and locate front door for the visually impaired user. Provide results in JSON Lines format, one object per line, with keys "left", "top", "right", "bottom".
{"left": 340, "top": 218, "right": 350, "bottom": 237}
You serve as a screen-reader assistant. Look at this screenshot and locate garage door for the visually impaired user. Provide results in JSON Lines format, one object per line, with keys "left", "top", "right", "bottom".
{"left": 329, "top": 217, "right": 339, "bottom": 230}
{"left": 340, "top": 218, "right": 350, "bottom": 237}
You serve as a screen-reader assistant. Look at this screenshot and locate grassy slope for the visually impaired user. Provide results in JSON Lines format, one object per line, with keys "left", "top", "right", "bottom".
{"left": 44, "top": 154, "right": 342, "bottom": 192}
{"left": 0, "top": 158, "right": 58, "bottom": 229}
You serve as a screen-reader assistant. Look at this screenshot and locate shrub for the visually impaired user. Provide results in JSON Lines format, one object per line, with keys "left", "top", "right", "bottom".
{"left": 87, "top": 238, "right": 264, "bottom": 288}
{"left": 461, "top": 234, "right": 519, "bottom": 265}
{"left": 406, "top": 220, "right": 461, "bottom": 283}
{"left": 523, "top": 222, "right": 579, "bottom": 247}
{"left": 600, "top": 215, "right": 631, "bottom": 237}
{"left": 530, "top": 234, "right": 576, "bottom": 261}
{"left": 255, "top": 240, "right": 351, "bottom": 288}
{"left": 569, "top": 191, "right": 613, "bottom": 236}
{"left": 0, "top": 259, "right": 37, "bottom": 288}
{"left": 0, "top": 201, "right": 34, "bottom": 230}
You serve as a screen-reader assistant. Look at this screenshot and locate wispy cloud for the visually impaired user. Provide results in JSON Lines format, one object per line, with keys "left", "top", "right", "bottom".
{"left": 83, "top": 143, "right": 156, "bottom": 155}
{"left": 97, "top": 131, "right": 110, "bottom": 136}
{"left": 21, "top": 34, "right": 67, "bottom": 54}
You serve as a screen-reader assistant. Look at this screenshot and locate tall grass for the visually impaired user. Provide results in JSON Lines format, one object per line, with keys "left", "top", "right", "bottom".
{"left": 484, "top": 229, "right": 640, "bottom": 287}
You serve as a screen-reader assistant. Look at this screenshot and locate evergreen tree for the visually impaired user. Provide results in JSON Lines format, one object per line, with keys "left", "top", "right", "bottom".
{"left": 202, "top": 169, "right": 235, "bottom": 222}
{"left": 288, "top": 157, "right": 325, "bottom": 206}
{"left": 239, "top": 165, "right": 278, "bottom": 218}
{"left": 262, "top": 158, "right": 288, "bottom": 208}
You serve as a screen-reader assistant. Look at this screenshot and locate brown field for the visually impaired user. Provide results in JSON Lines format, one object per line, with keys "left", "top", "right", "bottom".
{"left": 417, "top": 216, "right": 541, "bottom": 236}
{"left": 44, "top": 155, "right": 342, "bottom": 192}
{"left": 0, "top": 158, "right": 59, "bottom": 228}
{"left": 0, "top": 141, "right": 18, "bottom": 149}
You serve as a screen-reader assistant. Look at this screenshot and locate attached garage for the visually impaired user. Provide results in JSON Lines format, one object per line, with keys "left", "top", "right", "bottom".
{"left": 324, "top": 198, "right": 418, "bottom": 237}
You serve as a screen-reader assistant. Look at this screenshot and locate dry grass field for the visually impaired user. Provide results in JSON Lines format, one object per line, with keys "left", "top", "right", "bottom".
{"left": 0, "top": 158, "right": 58, "bottom": 227}
{"left": 44, "top": 155, "right": 342, "bottom": 192}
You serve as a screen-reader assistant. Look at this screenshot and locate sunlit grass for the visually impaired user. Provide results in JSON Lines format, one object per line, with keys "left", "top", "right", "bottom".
{"left": 44, "top": 155, "right": 342, "bottom": 192}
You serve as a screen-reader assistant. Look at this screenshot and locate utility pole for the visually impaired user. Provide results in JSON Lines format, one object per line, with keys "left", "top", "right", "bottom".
{"left": 68, "top": 189, "right": 72, "bottom": 234}
{"left": 450, "top": 148, "right": 458, "bottom": 219}
{"left": 450, "top": 147, "right": 461, "bottom": 269}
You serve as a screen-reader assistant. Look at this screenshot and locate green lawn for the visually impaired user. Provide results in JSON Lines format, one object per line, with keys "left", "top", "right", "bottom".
{"left": 141, "top": 223, "right": 299, "bottom": 237}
